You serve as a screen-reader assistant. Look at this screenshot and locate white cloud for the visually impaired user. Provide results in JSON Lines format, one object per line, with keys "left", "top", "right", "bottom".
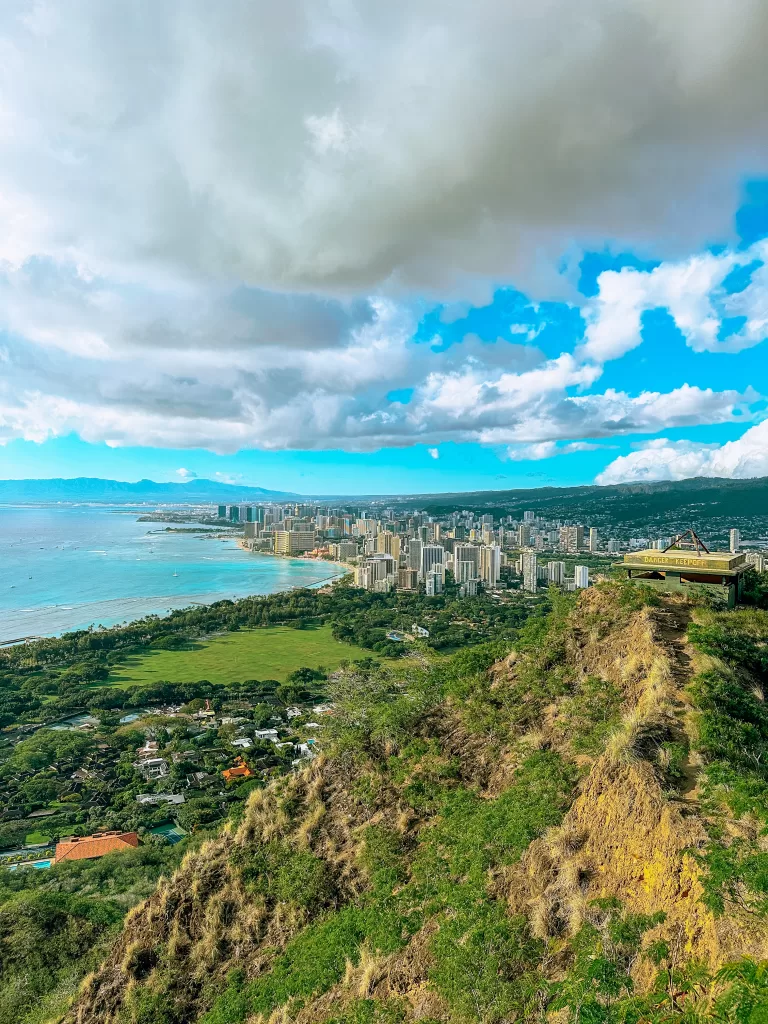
{"left": 427, "top": 447, "right": 439, "bottom": 459}
{"left": 580, "top": 248, "right": 768, "bottom": 362}
{"left": 0, "top": 2, "right": 765, "bottom": 469}
{"left": 175, "top": 467, "right": 196, "bottom": 480}
{"left": 505, "top": 441, "right": 605, "bottom": 461}
{"left": 596, "top": 420, "right": 768, "bottom": 483}
{"left": 476, "top": 384, "right": 756, "bottom": 447}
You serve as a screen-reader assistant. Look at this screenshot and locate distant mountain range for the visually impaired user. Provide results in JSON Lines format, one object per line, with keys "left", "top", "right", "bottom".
{"left": 0, "top": 477, "right": 299, "bottom": 504}
{"left": 407, "top": 475, "right": 768, "bottom": 534}
{"left": 1, "top": 476, "right": 767, "bottom": 536}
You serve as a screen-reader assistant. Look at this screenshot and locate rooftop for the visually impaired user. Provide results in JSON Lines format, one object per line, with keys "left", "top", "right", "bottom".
{"left": 620, "top": 549, "right": 747, "bottom": 573}
{"left": 55, "top": 830, "right": 139, "bottom": 862}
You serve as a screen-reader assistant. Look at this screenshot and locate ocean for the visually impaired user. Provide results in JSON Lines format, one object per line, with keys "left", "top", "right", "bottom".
{"left": 0, "top": 505, "right": 344, "bottom": 641}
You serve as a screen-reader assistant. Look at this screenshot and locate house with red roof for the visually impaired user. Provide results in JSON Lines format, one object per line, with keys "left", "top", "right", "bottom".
{"left": 54, "top": 830, "right": 139, "bottom": 863}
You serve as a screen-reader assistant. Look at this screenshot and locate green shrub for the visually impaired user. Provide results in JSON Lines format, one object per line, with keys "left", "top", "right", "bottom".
{"left": 558, "top": 675, "right": 624, "bottom": 754}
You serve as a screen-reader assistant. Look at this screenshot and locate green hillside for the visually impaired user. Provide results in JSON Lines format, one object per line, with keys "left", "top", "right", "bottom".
{"left": 58, "top": 579, "right": 768, "bottom": 1024}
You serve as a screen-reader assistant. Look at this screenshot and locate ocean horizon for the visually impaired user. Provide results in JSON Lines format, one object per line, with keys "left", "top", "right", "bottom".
{"left": 0, "top": 505, "right": 344, "bottom": 641}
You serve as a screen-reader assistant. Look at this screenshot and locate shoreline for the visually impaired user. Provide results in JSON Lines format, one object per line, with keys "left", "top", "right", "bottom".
{"left": 236, "top": 539, "right": 356, "bottom": 577}
{"left": 0, "top": 513, "right": 351, "bottom": 644}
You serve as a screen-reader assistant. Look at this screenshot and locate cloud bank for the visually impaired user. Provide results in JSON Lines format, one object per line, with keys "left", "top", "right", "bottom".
{"left": 0, "top": 1, "right": 767, "bottom": 476}
{"left": 596, "top": 421, "right": 768, "bottom": 484}
{"left": 3, "top": 0, "right": 768, "bottom": 292}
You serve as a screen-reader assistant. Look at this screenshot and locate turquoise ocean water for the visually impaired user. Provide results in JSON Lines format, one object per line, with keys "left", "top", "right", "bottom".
{"left": 0, "top": 506, "right": 344, "bottom": 641}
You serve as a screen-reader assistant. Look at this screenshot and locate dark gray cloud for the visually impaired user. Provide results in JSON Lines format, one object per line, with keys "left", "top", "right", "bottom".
{"left": 0, "top": 1, "right": 766, "bottom": 459}
{"left": 2, "top": 1, "right": 768, "bottom": 295}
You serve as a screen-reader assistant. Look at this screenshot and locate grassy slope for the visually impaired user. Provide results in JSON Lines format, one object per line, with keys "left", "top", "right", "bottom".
{"left": 61, "top": 586, "right": 768, "bottom": 1024}
{"left": 105, "top": 624, "right": 377, "bottom": 687}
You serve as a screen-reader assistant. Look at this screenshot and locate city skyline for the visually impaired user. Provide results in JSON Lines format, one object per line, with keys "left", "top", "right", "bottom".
{"left": 212, "top": 497, "right": 762, "bottom": 607}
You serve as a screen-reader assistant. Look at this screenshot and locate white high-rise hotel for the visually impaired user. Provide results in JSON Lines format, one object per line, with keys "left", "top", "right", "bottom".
{"left": 522, "top": 551, "right": 538, "bottom": 592}
{"left": 480, "top": 545, "right": 501, "bottom": 589}
{"left": 575, "top": 565, "right": 590, "bottom": 589}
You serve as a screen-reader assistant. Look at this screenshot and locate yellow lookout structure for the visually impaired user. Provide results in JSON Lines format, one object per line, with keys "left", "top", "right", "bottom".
{"left": 616, "top": 546, "right": 748, "bottom": 608}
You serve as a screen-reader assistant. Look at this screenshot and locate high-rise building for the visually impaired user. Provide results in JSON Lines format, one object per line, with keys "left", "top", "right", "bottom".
{"left": 368, "top": 554, "right": 397, "bottom": 580}
{"left": 547, "top": 560, "right": 565, "bottom": 584}
{"left": 522, "top": 551, "right": 538, "bottom": 593}
{"left": 397, "top": 568, "right": 419, "bottom": 591}
{"left": 425, "top": 570, "right": 444, "bottom": 596}
{"left": 330, "top": 541, "right": 358, "bottom": 560}
{"left": 518, "top": 524, "right": 531, "bottom": 548}
{"left": 730, "top": 529, "right": 741, "bottom": 553}
{"left": 355, "top": 564, "right": 373, "bottom": 590}
{"left": 228, "top": 506, "right": 240, "bottom": 523}
{"left": 376, "top": 531, "right": 401, "bottom": 561}
{"left": 560, "top": 525, "right": 584, "bottom": 553}
{"left": 217, "top": 505, "right": 227, "bottom": 519}
{"left": 589, "top": 527, "right": 599, "bottom": 553}
{"left": 274, "top": 530, "right": 315, "bottom": 555}
{"left": 407, "top": 539, "right": 423, "bottom": 574}
{"left": 574, "top": 565, "right": 590, "bottom": 589}
{"left": 421, "top": 544, "right": 445, "bottom": 580}
{"left": 523, "top": 510, "right": 535, "bottom": 523}
{"left": 480, "top": 545, "right": 501, "bottom": 589}
{"left": 238, "top": 505, "right": 254, "bottom": 523}
{"left": 454, "top": 543, "right": 480, "bottom": 583}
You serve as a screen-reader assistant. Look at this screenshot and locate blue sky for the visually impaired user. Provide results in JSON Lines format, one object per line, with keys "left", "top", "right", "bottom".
{"left": 0, "top": 3, "right": 767, "bottom": 494}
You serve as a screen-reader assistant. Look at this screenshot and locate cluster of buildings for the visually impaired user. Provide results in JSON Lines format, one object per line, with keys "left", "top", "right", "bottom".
{"left": 352, "top": 537, "right": 504, "bottom": 596}
{"left": 517, "top": 553, "right": 591, "bottom": 594}
{"left": 217, "top": 501, "right": 767, "bottom": 599}
{"left": 222, "top": 502, "right": 602, "bottom": 595}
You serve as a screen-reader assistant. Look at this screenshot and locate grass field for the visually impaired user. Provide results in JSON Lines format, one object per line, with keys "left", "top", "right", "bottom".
{"left": 107, "top": 624, "right": 377, "bottom": 687}
{"left": 25, "top": 831, "right": 51, "bottom": 846}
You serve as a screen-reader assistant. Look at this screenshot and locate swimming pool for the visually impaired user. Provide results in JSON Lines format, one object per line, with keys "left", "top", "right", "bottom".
{"left": 7, "top": 858, "right": 52, "bottom": 871}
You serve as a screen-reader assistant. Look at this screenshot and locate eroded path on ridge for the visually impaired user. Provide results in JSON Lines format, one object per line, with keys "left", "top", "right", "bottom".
{"left": 652, "top": 602, "right": 700, "bottom": 802}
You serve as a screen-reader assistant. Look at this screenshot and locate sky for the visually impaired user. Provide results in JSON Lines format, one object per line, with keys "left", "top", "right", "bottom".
{"left": 1, "top": 1, "right": 768, "bottom": 495}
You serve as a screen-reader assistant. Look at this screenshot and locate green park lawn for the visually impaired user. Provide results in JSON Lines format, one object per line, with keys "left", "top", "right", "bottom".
{"left": 106, "top": 624, "right": 377, "bottom": 687}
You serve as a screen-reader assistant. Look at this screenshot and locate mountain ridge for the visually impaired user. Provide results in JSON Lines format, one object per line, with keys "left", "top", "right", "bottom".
{"left": 1, "top": 474, "right": 767, "bottom": 508}
{"left": 0, "top": 477, "right": 299, "bottom": 503}
{"left": 60, "top": 584, "right": 768, "bottom": 1024}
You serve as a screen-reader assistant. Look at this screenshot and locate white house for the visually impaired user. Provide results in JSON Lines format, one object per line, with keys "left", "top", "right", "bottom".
{"left": 133, "top": 757, "right": 170, "bottom": 780}
{"left": 254, "top": 729, "right": 279, "bottom": 743}
{"left": 136, "top": 793, "right": 185, "bottom": 805}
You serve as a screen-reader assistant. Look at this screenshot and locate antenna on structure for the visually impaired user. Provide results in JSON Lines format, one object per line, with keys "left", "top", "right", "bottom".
{"left": 663, "top": 529, "right": 710, "bottom": 555}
